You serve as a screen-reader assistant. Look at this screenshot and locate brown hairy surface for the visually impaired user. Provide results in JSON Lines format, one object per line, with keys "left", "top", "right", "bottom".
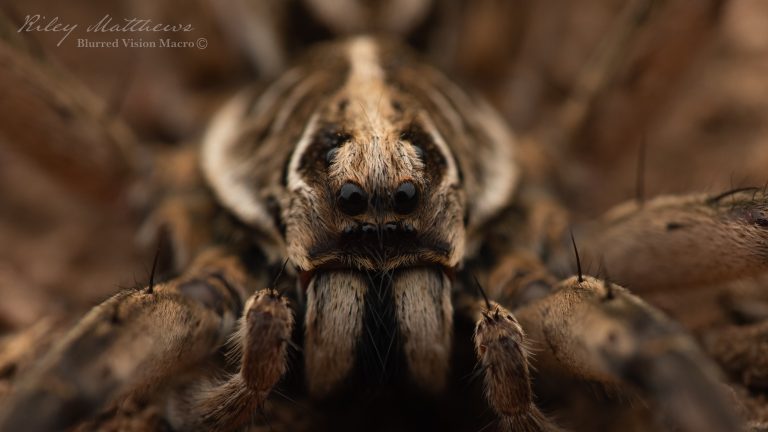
{"left": 394, "top": 268, "right": 452, "bottom": 391}
{"left": 304, "top": 271, "right": 366, "bottom": 396}
{"left": 2, "top": 0, "right": 768, "bottom": 431}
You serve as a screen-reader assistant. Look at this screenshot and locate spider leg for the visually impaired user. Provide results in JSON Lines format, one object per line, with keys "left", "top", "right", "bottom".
{"left": 169, "top": 288, "right": 294, "bottom": 432}
{"left": 702, "top": 277, "right": 768, "bottom": 392}
{"left": 0, "top": 317, "right": 63, "bottom": 400}
{"left": 513, "top": 275, "right": 742, "bottom": 432}
{"left": 137, "top": 188, "right": 218, "bottom": 270}
{"left": 473, "top": 301, "right": 564, "bottom": 432}
{"left": 705, "top": 321, "right": 768, "bottom": 390}
{"left": 573, "top": 189, "right": 768, "bottom": 291}
{"left": 485, "top": 249, "right": 559, "bottom": 309}
{"left": 0, "top": 248, "right": 246, "bottom": 432}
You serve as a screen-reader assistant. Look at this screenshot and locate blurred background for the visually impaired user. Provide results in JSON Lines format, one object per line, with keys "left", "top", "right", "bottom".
{"left": 1, "top": 0, "right": 767, "bottom": 427}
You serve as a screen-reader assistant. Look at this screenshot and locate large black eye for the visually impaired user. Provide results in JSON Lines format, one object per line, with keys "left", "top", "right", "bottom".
{"left": 338, "top": 183, "right": 368, "bottom": 216}
{"left": 393, "top": 181, "right": 418, "bottom": 214}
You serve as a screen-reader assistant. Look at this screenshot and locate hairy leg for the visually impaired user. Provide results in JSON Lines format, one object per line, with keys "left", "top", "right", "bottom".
{"left": 513, "top": 275, "right": 741, "bottom": 432}
{"left": 474, "top": 300, "right": 563, "bottom": 432}
{"left": 705, "top": 320, "right": 768, "bottom": 390}
{"left": 485, "top": 250, "right": 559, "bottom": 309}
{"left": 573, "top": 189, "right": 768, "bottom": 291}
{"left": 168, "top": 289, "right": 294, "bottom": 432}
{"left": 0, "top": 248, "right": 247, "bottom": 432}
{"left": 0, "top": 317, "right": 63, "bottom": 400}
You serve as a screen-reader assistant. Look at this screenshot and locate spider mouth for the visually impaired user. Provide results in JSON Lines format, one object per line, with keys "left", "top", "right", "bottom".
{"left": 298, "top": 262, "right": 456, "bottom": 292}
{"left": 297, "top": 219, "right": 456, "bottom": 290}
{"left": 305, "top": 220, "right": 450, "bottom": 265}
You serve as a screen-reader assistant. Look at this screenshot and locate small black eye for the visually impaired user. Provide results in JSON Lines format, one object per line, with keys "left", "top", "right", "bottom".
{"left": 393, "top": 181, "right": 418, "bottom": 214}
{"left": 326, "top": 147, "right": 339, "bottom": 166}
{"left": 412, "top": 145, "right": 425, "bottom": 163}
{"left": 338, "top": 183, "right": 368, "bottom": 216}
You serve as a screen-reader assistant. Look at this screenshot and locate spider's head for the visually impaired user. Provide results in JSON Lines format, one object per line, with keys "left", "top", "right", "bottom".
{"left": 283, "top": 97, "right": 465, "bottom": 278}
{"left": 202, "top": 36, "right": 517, "bottom": 277}
{"left": 202, "top": 36, "right": 517, "bottom": 398}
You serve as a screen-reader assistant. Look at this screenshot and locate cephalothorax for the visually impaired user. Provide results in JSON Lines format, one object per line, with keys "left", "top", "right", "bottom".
{"left": 204, "top": 37, "right": 516, "bottom": 270}
{"left": 203, "top": 36, "right": 517, "bottom": 396}
{"left": 3, "top": 12, "right": 768, "bottom": 432}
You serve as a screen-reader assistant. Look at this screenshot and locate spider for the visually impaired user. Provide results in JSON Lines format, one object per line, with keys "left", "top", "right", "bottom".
{"left": 1, "top": 1, "right": 768, "bottom": 431}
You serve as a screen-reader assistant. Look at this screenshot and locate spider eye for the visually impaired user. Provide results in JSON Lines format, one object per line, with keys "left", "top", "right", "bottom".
{"left": 412, "top": 145, "right": 425, "bottom": 163}
{"left": 393, "top": 181, "right": 418, "bottom": 215}
{"left": 326, "top": 147, "right": 339, "bottom": 166}
{"left": 338, "top": 182, "right": 368, "bottom": 216}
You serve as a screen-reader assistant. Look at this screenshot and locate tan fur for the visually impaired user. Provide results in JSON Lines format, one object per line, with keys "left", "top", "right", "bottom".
{"left": 175, "top": 289, "right": 294, "bottom": 432}
{"left": 486, "top": 251, "right": 558, "bottom": 309}
{"left": 304, "top": 271, "right": 367, "bottom": 396}
{"left": 282, "top": 37, "right": 467, "bottom": 271}
{"left": 203, "top": 36, "right": 518, "bottom": 272}
{"left": 514, "top": 276, "right": 742, "bottom": 432}
{"left": 579, "top": 190, "right": 768, "bottom": 291}
{"left": 9, "top": 18, "right": 768, "bottom": 432}
{"left": 393, "top": 268, "right": 453, "bottom": 392}
{"left": 474, "top": 302, "right": 562, "bottom": 432}
{"left": 705, "top": 321, "right": 768, "bottom": 389}
{"left": 0, "top": 249, "right": 246, "bottom": 432}
{"left": 2, "top": 37, "right": 522, "bottom": 426}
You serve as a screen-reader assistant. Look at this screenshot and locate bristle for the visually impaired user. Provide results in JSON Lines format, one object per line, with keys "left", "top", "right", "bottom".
{"left": 603, "top": 269, "right": 615, "bottom": 301}
{"left": 570, "top": 229, "right": 584, "bottom": 283}
{"left": 271, "top": 258, "right": 291, "bottom": 296}
{"left": 706, "top": 186, "right": 760, "bottom": 205}
{"left": 472, "top": 274, "right": 492, "bottom": 310}
{"left": 146, "top": 240, "right": 162, "bottom": 294}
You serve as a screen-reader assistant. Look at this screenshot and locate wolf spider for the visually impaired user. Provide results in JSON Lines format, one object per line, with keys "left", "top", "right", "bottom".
{"left": 2, "top": 1, "right": 768, "bottom": 431}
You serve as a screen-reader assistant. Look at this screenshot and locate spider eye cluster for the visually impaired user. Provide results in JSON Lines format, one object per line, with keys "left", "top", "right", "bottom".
{"left": 336, "top": 181, "right": 420, "bottom": 216}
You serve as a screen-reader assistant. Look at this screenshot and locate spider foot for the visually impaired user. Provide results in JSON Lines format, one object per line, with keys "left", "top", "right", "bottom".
{"left": 173, "top": 288, "right": 294, "bottom": 432}
{"left": 474, "top": 302, "right": 563, "bottom": 432}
